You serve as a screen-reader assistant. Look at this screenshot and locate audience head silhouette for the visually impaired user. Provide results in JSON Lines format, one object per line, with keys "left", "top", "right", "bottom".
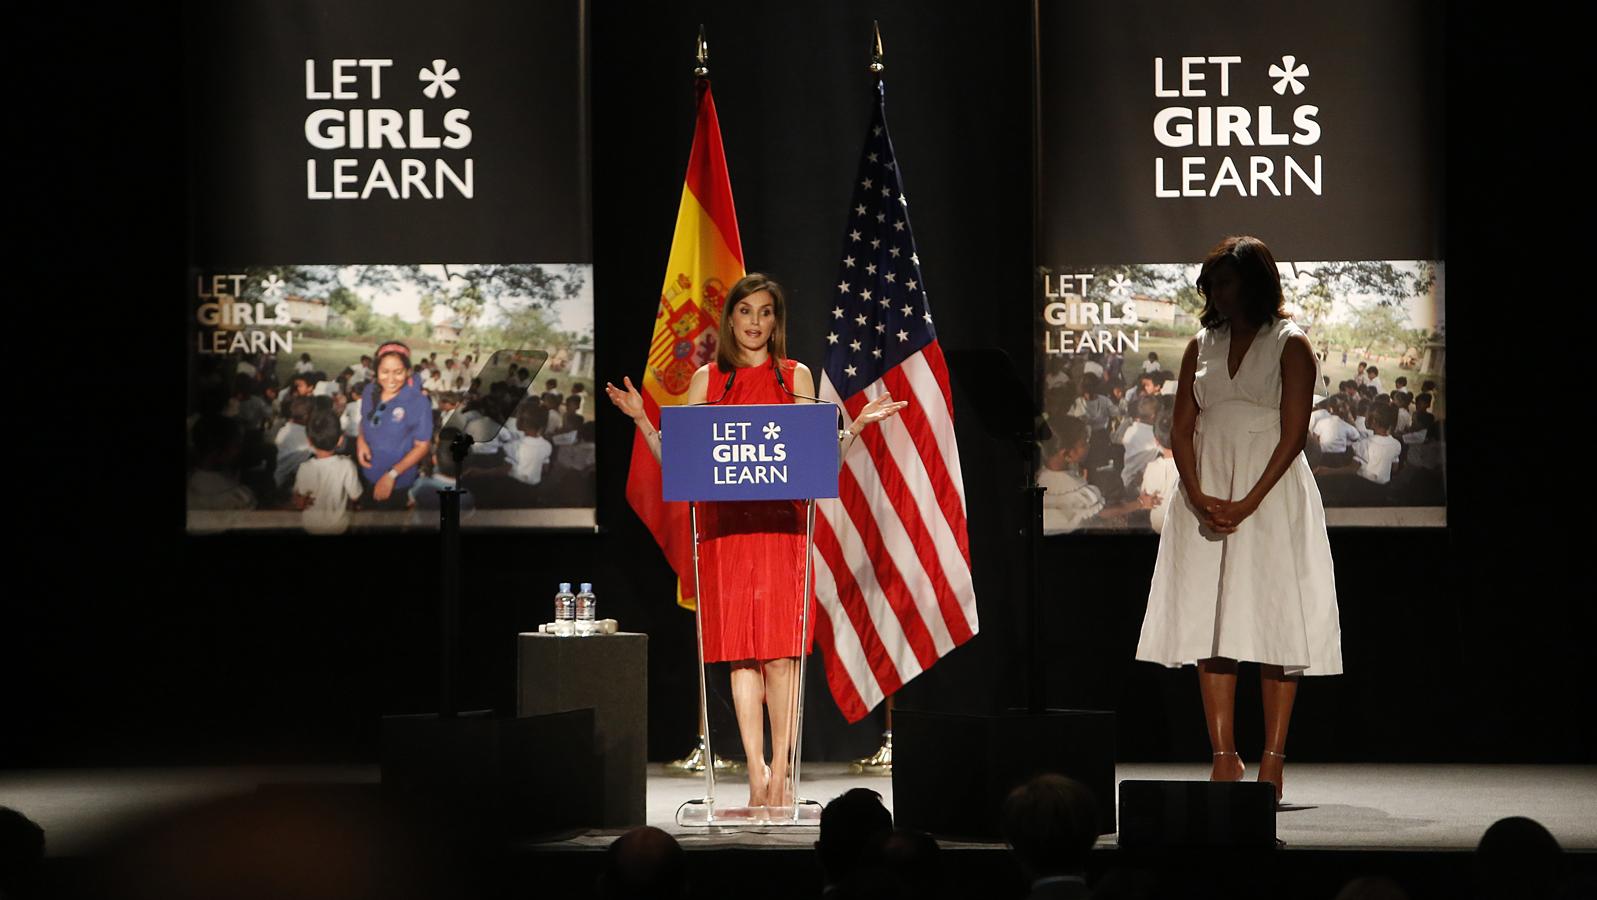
{"left": 816, "top": 788, "right": 893, "bottom": 888}
{"left": 1473, "top": 816, "right": 1565, "bottom": 900}
{"left": 0, "top": 807, "right": 46, "bottom": 899}
{"left": 879, "top": 827, "right": 943, "bottom": 898}
{"left": 1333, "top": 874, "right": 1410, "bottom": 900}
{"left": 599, "top": 826, "right": 686, "bottom": 900}
{"left": 1001, "top": 774, "right": 1099, "bottom": 880}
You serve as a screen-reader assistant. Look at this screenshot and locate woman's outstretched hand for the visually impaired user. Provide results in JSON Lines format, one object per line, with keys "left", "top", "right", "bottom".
{"left": 604, "top": 375, "right": 646, "bottom": 421}
{"left": 851, "top": 391, "right": 909, "bottom": 433}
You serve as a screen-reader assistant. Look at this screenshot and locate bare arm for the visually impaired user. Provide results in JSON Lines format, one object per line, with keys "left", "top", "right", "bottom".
{"left": 394, "top": 438, "right": 431, "bottom": 477}
{"left": 371, "top": 437, "right": 431, "bottom": 500}
{"left": 604, "top": 368, "right": 708, "bottom": 464}
{"left": 792, "top": 363, "right": 854, "bottom": 456}
{"left": 791, "top": 362, "right": 817, "bottom": 408}
{"left": 1313, "top": 460, "right": 1359, "bottom": 476}
{"left": 795, "top": 362, "right": 906, "bottom": 459}
{"left": 1221, "top": 335, "right": 1316, "bottom": 523}
{"left": 1171, "top": 337, "right": 1239, "bottom": 533}
{"left": 1171, "top": 338, "right": 1206, "bottom": 504}
{"left": 1098, "top": 496, "right": 1146, "bottom": 519}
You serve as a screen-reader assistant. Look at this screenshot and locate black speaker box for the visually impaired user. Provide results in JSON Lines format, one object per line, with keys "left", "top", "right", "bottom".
{"left": 1118, "top": 779, "right": 1277, "bottom": 848}
{"left": 380, "top": 708, "right": 597, "bottom": 836}
{"left": 516, "top": 632, "right": 648, "bottom": 827}
{"left": 893, "top": 709, "right": 1116, "bottom": 840}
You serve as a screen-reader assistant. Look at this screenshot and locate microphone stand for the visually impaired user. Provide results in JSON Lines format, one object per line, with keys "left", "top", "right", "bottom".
{"left": 686, "top": 368, "right": 739, "bottom": 407}
{"left": 772, "top": 361, "right": 850, "bottom": 437}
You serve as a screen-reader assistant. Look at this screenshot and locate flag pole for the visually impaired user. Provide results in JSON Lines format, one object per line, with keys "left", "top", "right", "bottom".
{"left": 666, "top": 23, "right": 742, "bottom": 781}
{"left": 869, "top": 19, "right": 885, "bottom": 77}
{"left": 850, "top": 19, "right": 894, "bottom": 777}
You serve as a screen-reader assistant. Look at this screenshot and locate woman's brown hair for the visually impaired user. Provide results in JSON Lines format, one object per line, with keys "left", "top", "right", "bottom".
{"left": 1194, "top": 235, "right": 1288, "bottom": 329}
{"left": 716, "top": 272, "right": 788, "bottom": 373}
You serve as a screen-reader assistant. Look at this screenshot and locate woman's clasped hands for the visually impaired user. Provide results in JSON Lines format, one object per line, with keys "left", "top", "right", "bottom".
{"left": 1190, "top": 489, "right": 1259, "bottom": 535}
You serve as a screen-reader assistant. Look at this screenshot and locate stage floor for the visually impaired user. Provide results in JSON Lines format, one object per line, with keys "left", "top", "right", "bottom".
{"left": 4, "top": 762, "right": 1593, "bottom": 856}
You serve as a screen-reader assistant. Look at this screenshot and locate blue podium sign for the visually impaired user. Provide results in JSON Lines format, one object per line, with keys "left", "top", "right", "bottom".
{"left": 660, "top": 403, "right": 840, "bottom": 502}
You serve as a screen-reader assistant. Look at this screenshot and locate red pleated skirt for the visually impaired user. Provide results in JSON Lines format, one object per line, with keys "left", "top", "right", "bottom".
{"left": 696, "top": 498, "right": 817, "bottom": 662}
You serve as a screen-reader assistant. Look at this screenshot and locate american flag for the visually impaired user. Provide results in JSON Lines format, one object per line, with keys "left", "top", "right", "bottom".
{"left": 813, "top": 81, "right": 978, "bottom": 723}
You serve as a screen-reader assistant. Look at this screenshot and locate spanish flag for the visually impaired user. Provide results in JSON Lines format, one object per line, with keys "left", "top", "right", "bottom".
{"left": 626, "top": 79, "right": 744, "bottom": 610}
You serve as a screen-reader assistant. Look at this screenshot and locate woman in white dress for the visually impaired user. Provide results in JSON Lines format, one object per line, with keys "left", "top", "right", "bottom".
{"left": 1136, "top": 235, "right": 1343, "bottom": 805}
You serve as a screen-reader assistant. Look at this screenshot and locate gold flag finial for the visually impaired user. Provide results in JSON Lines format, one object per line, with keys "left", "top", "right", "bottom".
{"left": 694, "top": 24, "right": 709, "bottom": 77}
{"left": 869, "top": 20, "right": 885, "bottom": 75}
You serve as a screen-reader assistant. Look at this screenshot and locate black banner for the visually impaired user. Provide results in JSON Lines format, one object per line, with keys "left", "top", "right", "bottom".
{"left": 1038, "top": 0, "right": 1441, "bottom": 263}
{"left": 1035, "top": 0, "right": 1445, "bottom": 531}
{"left": 185, "top": 0, "right": 594, "bottom": 534}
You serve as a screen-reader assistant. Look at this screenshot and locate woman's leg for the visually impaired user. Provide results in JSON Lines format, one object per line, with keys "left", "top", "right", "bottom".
{"left": 1198, "top": 656, "right": 1244, "bottom": 780}
{"left": 1259, "top": 664, "right": 1299, "bottom": 801}
{"left": 729, "top": 660, "right": 769, "bottom": 805}
{"left": 761, "top": 657, "right": 796, "bottom": 807}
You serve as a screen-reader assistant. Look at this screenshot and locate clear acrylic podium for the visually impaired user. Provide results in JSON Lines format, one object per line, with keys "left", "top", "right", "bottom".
{"left": 660, "top": 401, "right": 841, "bottom": 826}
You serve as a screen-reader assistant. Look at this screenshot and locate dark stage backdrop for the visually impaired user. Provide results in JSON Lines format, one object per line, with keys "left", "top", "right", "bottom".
{"left": 8, "top": 1, "right": 1590, "bottom": 769}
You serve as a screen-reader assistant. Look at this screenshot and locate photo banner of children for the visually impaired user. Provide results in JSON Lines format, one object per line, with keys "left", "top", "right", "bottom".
{"left": 1035, "top": 260, "right": 1445, "bottom": 534}
{"left": 187, "top": 264, "right": 597, "bottom": 534}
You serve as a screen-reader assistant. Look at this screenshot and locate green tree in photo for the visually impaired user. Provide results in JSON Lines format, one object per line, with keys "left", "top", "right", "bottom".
{"left": 1285, "top": 260, "right": 1435, "bottom": 308}
{"left": 445, "top": 281, "right": 485, "bottom": 333}
{"left": 222, "top": 263, "right": 591, "bottom": 361}
{"left": 325, "top": 285, "right": 360, "bottom": 316}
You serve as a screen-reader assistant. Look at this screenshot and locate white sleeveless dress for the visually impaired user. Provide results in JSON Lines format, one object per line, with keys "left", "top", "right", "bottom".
{"left": 1136, "top": 316, "right": 1344, "bottom": 676}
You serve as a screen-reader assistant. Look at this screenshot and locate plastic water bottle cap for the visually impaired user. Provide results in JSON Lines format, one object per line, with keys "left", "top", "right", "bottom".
{"left": 579, "top": 583, "right": 593, "bottom": 592}
{"left": 559, "top": 582, "right": 572, "bottom": 592}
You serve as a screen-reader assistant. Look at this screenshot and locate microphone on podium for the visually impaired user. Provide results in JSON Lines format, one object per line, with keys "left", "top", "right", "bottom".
{"left": 772, "top": 360, "right": 850, "bottom": 438}
{"left": 689, "top": 368, "right": 738, "bottom": 406}
{"left": 652, "top": 369, "right": 734, "bottom": 442}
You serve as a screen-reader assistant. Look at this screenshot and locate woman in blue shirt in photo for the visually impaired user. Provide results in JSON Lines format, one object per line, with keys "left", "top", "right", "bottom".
{"left": 357, "top": 340, "right": 434, "bottom": 510}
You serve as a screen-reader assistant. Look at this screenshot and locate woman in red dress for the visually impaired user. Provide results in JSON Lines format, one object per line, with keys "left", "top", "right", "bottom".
{"left": 606, "top": 273, "right": 906, "bottom": 807}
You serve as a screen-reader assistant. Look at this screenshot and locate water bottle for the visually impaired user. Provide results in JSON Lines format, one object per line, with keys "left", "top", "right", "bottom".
{"left": 553, "top": 582, "right": 575, "bottom": 637}
{"left": 574, "top": 583, "right": 596, "bottom": 636}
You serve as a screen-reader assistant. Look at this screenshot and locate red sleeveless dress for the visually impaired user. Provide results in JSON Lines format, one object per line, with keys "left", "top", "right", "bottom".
{"left": 697, "top": 358, "right": 818, "bottom": 662}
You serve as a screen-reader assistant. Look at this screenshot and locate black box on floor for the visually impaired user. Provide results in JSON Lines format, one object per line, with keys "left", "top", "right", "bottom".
{"left": 516, "top": 632, "right": 648, "bottom": 827}
{"left": 1118, "top": 780, "right": 1276, "bottom": 848}
{"left": 893, "top": 709, "right": 1116, "bottom": 840}
{"left": 381, "top": 708, "right": 596, "bottom": 834}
